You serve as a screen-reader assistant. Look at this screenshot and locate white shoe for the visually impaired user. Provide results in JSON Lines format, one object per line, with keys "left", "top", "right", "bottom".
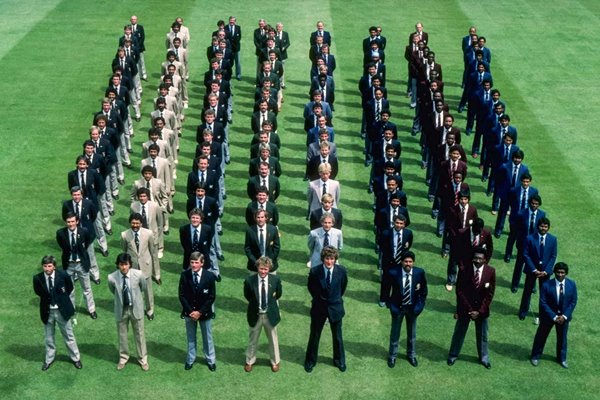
{"left": 158, "top": 250, "right": 164, "bottom": 259}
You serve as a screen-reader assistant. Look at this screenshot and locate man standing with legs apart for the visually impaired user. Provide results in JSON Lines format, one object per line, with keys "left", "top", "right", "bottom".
{"left": 387, "top": 251, "right": 427, "bottom": 368}
{"left": 108, "top": 253, "right": 149, "bottom": 371}
{"left": 244, "top": 256, "right": 282, "bottom": 373}
{"left": 33, "top": 255, "right": 82, "bottom": 371}
{"left": 305, "top": 246, "right": 348, "bottom": 373}
{"left": 179, "top": 252, "right": 217, "bottom": 371}
{"left": 448, "top": 247, "right": 496, "bottom": 369}
{"left": 530, "top": 262, "right": 577, "bottom": 368}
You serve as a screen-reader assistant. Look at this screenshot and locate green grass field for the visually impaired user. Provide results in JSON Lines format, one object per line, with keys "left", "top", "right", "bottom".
{"left": 1, "top": 1, "right": 599, "bottom": 399}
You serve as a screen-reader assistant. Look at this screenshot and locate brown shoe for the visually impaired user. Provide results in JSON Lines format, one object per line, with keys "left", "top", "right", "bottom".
{"left": 244, "top": 363, "right": 253, "bottom": 372}
{"left": 271, "top": 363, "right": 280, "bottom": 372}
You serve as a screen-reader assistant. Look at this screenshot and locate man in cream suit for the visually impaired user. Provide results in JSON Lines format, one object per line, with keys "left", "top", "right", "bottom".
{"left": 307, "top": 213, "right": 343, "bottom": 268}
{"left": 307, "top": 162, "right": 340, "bottom": 217}
{"left": 120, "top": 213, "right": 159, "bottom": 320}
{"left": 244, "top": 256, "right": 282, "bottom": 373}
{"left": 108, "top": 253, "right": 149, "bottom": 371}
{"left": 130, "top": 188, "right": 164, "bottom": 258}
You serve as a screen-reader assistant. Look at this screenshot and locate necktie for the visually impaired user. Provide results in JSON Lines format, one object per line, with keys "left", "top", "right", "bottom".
{"left": 48, "top": 276, "right": 56, "bottom": 305}
{"left": 260, "top": 279, "right": 267, "bottom": 311}
{"left": 402, "top": 274, "right": 411, "bottom": 305}
{"left": 504, "top": 145, "right": 509, "bottom": 162}
{"left": 193, "top": 272, "right": 199, "bottom": 287}
{"left": 394, "top": 230, "right": 403, "bottom": 264}
{"left": 323, "top": 231, "right": 330, "bottom": 247}
{"left": 193, "top": 229, "right": 199, "bottom": 250}
{"left": 461, "top": 206, "right": 466, "bottom": 228}
{"left": 539, "top": 236, "right": 545, "bottom": 261}
{"left": 479, "top": 73, "right": 483, "bottom": 83}
{"left": 145, "top": 181, "right": 150, "bottom": 190}
{"left": 474, "top": 268, "right": 481, "bottom": 288}
{"left": 558, "top": 283, "right": 564, "bottom": 314}
{"left": 80, "top": 171, "right": 85, "bottom": 189}
{"left": 529, "top": 211, "right": 536, "bottom": 234}
{"left": 74, "top": 202, "right": 80, "bottom": 219}
{"left": 485, "top": 91, "right": 489, "bottom": 101}
{"left": 198, "top": 198, "right": 203, "bottom": 210}
{"left": 451, "top": 161, "right": 456, "bottom": 175}
{"left": 473, "top": 234, "right": 479, "bottom": 246}
{"left": 322, "top": 182, "right": 327, "bottom": 196}
{"left": 70, "top": 232, "right": 77, "bottom": 261}
{"left": 520, "top": 189, "right": 527, "bottom": 209}
{"left": 93, "top": 140, "right": 98, "bottom": 151}
{"left": 200, "top": 171, "right": 205, "bottom": 185}
{"left": 326, "top": 269, "right": 331, "bottom": 290}
{"left": 134, "top": 232, "right": 140, "bottom": 252}
{"left": 122, "top": 275, "right": 131, "bottom": 309}
{"left": 454, "top": 184, "right": 460, "bottom": 206}
{"left": 262, "top": 178, "right": 267, "bottom": 187}
{"left": 259, "top": 228, "right": 265, "bottom": 256}
{"left": 511, "top": 165, "right": 518, "bottom": 186}
{"left": 375, "top": 101, "right": 381, "bottom": 121}
{"left": 141, "top": 205, "right": 148, "bottom": 228}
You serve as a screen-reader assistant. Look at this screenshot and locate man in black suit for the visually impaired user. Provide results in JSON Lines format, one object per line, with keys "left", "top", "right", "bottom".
{"left": 179, "top": 209, "right": 215, "bottom": 279}
{"left": 310, "top": 21, "right": 332, "bottom": 46}
{"left": 129, "top": 16, "right": 146, "bottom": 80}
{"left": 227, "top": 16, "right": 242, "bottom": 80}
{"left": 309, "top": 193, "right": 343, "bottom": 230}
{"left": 244, "top": 209, "right": 280, "bottom": 272}
{"left": 33, "top": 255, "right": 82, "bottom": 371}
{"left": 245, "top": 187, "right": 279, "bottom": 226}
{"left": 62, "top": 186, "right": 106, "bottom": 285}
{"left": 67, "top": 156, "right": 106, "bottom": 209}
{"left": 386, "top": 251, "right": 427, "bottom": 368}
{"left": 179, "top": 252, "right": 217, "bottom": 371}
{"left": 56, "top": 213, "right": 97, "bottom": 319}
{"left": 244, "top": 256, "right": 282, "bottom": 372}
{"left": 187, "top": 155, "right": 220, "bottom": 201}
{"left": 304, "top": 246, "right": 348, "bottom": 373}
{"left": 247, "top": 161, "right": 281, "bottom": 202}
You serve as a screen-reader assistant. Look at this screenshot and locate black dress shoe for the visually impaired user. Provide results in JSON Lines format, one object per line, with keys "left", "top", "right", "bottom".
{"left": 163, "top": 230, "right": 170, "bottom": 236}
{"left": 447, "top": 358, "right": 456, "bottom": 366}
{"left": 337, "top": 364, "right": 347, "bottom": 372}
{"left": 511, "top": 287, "right": 518, "bottom": 293}
{"left": 208, "top": 363, "right": 217, "bottom": 372}
{"left": 146, "top": 313, "right": 154, "bottom": 321}
{"left": 304, "top": 363, "right": 314, "bottom": 373}
{"left": 73, "top": 360, "right": 83, "bottom": 369}
{"left": 101, "top": 249, "right": 109, "bottom": 257}
{"left": 408, "top": 357, "right": 418, "bottom": 367}
{"left": 387, "top": 358, "right": 396, "bottom": 368}
{"left": 215, "top": 275, "right": 222, "bottom": 282}
{"left": 42, "top": 361, "right": 53, "bottom": 371}
{"left": 117, "top": 179, "right": 125, "bottom": 185}
{"left": 217, "top": 254, "right": 225, "bottom": 261}
{"left": 109, "top": 210, "right": 115, "bottom": 216}
{"left": 482, "top": 361, "right": 491, "bottom": 369}
{"left": 91, "top": 277, "right": 101, "bottom": 285}
{"left": 530, "top": 359, "right": 539, "bottom": 367}
{"left": 504, "top": 256, "right": 511, "bottom": 263}
{"left": 90, "top": 311, "right": 98, "bottom": 319}
{"left": 184, "top": 363, "right": 193, "bottom": 370}
{"left": 105, "top": 228, "right": 113, "bottom": 235}
{"left": 518, "top": 314, "right": 526, "bottom": 321}
{"left": 112, "top": 194, "right": 120, "bottom": 200}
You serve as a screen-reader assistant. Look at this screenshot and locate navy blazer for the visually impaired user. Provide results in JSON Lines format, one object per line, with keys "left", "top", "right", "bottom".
{"left": 179, "top": 223, "right": 213, "bottom": 270}
{"left": 56, "top": 227, "right": 91, "bottom": 271}
{"left": 244, "top": 224, "right": 280, "bottom": 271}
{"left": 33, "top": 269, "right": 75, "bottom": 324}
{"left": 507, "top": 186, "right": 539, "bottom": 224}
{"left": 539, "top": 278, "right": 577, "bottom": 324}
{"left": 515, "top": 207, "right": 546, "bottom": 243}
{"left": 244, "top": 273, "right": 282, "bottom": 327}
{"left": 178, "top": 267, "right": 216, "bottom": 320}
{"left": 388, "top": 266, "right": 427, "bottom": 316}
{"left": 523, "top": 233, "right": 557, "bottom": 275}
{"left": 379, "top": 228, "right": 413, "bottom": 268}
{"left": 308, "top": 264, "right": 347, "bottom": 323}
{"left": 62, "top": 199, "right": 98, "bottom": 241}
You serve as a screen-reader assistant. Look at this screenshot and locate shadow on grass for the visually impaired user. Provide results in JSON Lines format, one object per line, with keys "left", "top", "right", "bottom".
{"left": 6, "top": 344, "right": 42, "bottom": 362}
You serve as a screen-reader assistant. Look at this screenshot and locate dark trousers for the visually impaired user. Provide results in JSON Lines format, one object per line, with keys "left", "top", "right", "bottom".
{"left": 389, "top": 310, "right": 417, "bottom": 359}
{"left": 531, "top": 320, "right": 569, "bottom": 362}
{"left": 448, "top": 316, "right": 489, "bottom": 363}
{"left": 305, "top": 314, "right": 345, "bottom": 367}
{"left": 519, "top": 273, "right": 549, "bottom": 316}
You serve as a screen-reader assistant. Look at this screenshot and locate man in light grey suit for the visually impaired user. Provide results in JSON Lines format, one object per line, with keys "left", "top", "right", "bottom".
{"left": 120, "top": 213, "right": 159, "bottom": 320}
{"left": 108, "top": 253, "right": 149, "bottom": 371}
{"left": 307, "top": 162, "right": 340, "bottom": 217}
{"left": 308, "top": 213, "right": 343, "bottom": 268}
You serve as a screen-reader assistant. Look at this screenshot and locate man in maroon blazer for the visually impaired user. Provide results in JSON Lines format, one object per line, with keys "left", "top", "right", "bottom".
{"left": 446, "top": 190, "right": 478, "bottom": 290}
{"left": 447, "top": 247, "right": 496, "bottom": 369}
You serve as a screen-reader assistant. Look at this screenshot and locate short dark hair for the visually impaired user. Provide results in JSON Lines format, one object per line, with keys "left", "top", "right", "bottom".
{"left": 115, "top": 252, "right": 132, "bottom": 266}
{"left": 41, "top": 255, "right": 57, "bottom": 266}
{"left": 553, "top": 262, "right": 569, "bottom": 274}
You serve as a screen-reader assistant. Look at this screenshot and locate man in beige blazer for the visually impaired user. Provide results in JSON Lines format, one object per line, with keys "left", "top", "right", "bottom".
{"left": 108, "top": 252, "right": 149, "bottom": 371}
{"left": 120, "top": 213, "right": 159, "bottom": 320}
